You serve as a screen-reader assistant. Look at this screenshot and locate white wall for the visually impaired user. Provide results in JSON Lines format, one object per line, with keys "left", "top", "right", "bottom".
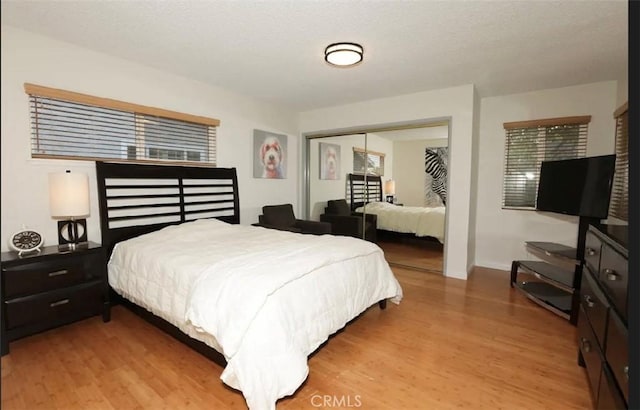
{"left": 616, "top": 76, "right": 628, "bottom": 107}
{"left": 392, "top": 137, "right": 448, "bottom": 207}
{"left": 1, "top": 25, "right": 299, "bottom": 251}
{"left": 473, "top": 81, "right": 618, "bottom": 271}
{"left": 300, "top": 85, "right": 476, "bottom": 280}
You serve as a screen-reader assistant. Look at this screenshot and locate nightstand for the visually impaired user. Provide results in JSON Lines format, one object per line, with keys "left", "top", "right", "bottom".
{"left": 1, "top": 242, "right": 110, "bottom": 355}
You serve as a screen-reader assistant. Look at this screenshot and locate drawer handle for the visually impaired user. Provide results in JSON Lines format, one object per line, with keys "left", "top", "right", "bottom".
{"left": 580, "top": 337, "right": 591, "bottom": 353}
{"left": 624, "top": 366, "right": 628, "bottom": 381}
{"left": 603, "top": 268, "right": 619, "bottom": 281}
{"left": 48, "top": 269, "right": 69, "bottom": 277}
{"left": 50, "top": 299, "right": 70, "bottom": 308}
{"left": 583, "top": 295, "right": 595, "bottom": 308}
{"left": 586, "top": 248, "right": 596, "bottom": 256}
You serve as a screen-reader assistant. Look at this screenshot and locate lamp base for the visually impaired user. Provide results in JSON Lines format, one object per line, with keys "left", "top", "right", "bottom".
{"left": 57, "top": 219, "right": 88, "bottom": 246}
{"left": 57, "top": 242, "right": 90, "bottom": 253}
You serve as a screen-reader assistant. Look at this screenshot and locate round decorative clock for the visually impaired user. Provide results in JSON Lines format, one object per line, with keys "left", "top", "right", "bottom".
{"left": 8, "top": 229, "right": 44, "bottom": 255}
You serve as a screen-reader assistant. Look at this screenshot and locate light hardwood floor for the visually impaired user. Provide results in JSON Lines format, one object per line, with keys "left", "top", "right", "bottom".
{"left": 1, "top": 267, "right": 591, "bottom": 409}
{"left": 377, "top": 239, "right": 444, "bottom": 273}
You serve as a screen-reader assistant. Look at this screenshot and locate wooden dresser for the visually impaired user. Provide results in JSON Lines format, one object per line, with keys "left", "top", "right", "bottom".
{"left": 577, "top": 224, "right": 628, "bottom": 409}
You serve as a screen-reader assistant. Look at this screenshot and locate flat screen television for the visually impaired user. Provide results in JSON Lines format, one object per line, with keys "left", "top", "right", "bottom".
{"left": 536, "top": 154, "right": 616, "bottom": 219}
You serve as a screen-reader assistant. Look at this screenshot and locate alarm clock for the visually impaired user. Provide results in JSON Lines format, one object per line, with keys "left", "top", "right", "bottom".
{"left": 8, "top": 228, "right": 44, "bottom": 256}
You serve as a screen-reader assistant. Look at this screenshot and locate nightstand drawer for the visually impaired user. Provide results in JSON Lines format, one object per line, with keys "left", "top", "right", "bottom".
{"left": 4, "top": 281, "right": 103, "bottom": 329}
{"left": 2, "top": 252, "right": 101, "bottom": 298}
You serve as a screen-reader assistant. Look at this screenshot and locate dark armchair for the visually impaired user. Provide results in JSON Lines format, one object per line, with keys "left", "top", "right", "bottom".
{"left": 256, "top": 204, "right": 332, "bottom": 235}
{"left": 320, "top": 199, "right": 377, "bottom": 242}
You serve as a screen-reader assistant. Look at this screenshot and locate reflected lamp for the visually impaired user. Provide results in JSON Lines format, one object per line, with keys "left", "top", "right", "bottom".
{"left": 384, "top": 179, "right": 396, "bottom": 203}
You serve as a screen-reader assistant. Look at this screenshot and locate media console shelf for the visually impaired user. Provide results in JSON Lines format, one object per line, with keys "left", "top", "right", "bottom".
{"left": 510, "top": 241, "right": 581, "bottom": 323}
{"left": 510, "top": 216, "right": 598, "bottom": 325}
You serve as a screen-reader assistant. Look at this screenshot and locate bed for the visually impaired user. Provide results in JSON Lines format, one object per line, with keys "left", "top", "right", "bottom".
{"left": 96, "top": 161, "right": 403, "bottom": 410}
{"left": 348, "top": 173, "right": 446, "bottom": 243}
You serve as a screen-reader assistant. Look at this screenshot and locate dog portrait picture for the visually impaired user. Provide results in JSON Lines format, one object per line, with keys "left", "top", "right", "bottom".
{"left": 319, "top": 142, "right": 340, "bottom": 180}
{"left": 253, "top": 130, "right": 287, "bottom": 179}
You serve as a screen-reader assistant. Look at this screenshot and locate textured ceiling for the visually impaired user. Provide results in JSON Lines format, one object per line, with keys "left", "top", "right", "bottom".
{"left": 1, "top": 0, "right": 628, "bottom": 111}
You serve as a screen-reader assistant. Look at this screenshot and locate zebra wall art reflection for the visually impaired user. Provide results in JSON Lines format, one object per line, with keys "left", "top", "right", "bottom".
{"left": 424, "top": 147, "right": 448, "bottom": 206}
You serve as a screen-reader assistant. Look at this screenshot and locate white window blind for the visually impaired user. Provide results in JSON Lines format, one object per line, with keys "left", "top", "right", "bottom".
{"left": 609, "top": 102, "right": 628, "bottom": 221}
{"left": 26, "top": 83, "right": 219, "bottom": 166}
{"left": 502, "top": 116, "right": 590, "bottom": 209}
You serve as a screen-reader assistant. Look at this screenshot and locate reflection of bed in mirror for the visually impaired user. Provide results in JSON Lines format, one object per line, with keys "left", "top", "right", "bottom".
{"left": 348, "top": 173, "right": 445, "bottom": 244}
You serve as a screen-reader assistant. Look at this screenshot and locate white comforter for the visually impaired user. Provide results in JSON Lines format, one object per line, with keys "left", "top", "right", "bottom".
{"left": 108, "top": 218, "right": 402, "bottom": 410}
{"left": 356, "top": 201, "right": 446, "bottom": 243}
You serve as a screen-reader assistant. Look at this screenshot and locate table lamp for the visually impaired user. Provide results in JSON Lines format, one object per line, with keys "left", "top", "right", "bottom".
{"left": 49, "top": 170, "right": 90, "bottom": 250}
{"left": 384, "top": 179, "right": 396, "bottom": 203}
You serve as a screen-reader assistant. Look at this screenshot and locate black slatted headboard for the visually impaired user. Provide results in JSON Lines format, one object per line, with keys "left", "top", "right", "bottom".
{"left": 96, "top": 161, "right": 240, "bottom": 256}
{"left": 347, "top": 173, "right": 382, "bottom": 211}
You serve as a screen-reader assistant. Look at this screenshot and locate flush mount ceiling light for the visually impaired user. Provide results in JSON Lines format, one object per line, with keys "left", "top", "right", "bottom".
{"left": 324, "top": 42, "right": 363, "bottom": 67}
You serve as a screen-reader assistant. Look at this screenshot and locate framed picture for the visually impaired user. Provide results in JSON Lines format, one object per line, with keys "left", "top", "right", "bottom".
{"left": 253, "top": 130, "right": 287, "bottom": 179}
{"left": 319, "top": 142, "right": 340, "bottom": 180}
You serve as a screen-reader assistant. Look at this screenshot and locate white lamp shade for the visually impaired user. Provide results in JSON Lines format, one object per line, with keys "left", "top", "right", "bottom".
{"left": 384, "top": 180, "right": 396, "bottom": 195}
{"left": 49, "top": 171, "right": 90, "bottom": 218}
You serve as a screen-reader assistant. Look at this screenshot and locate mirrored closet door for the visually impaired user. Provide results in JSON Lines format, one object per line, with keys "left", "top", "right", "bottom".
{"left": 308, "top": 133, "right": 369, "bottom": 241}
{"left": 306, "top": 123, "right": 448, "bottom": 274}
{"left": 368, "top": 126, "right": 448, "bottom": 274}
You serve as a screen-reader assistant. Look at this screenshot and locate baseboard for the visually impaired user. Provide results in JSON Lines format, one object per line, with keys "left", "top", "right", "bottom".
{"left": 471, "top": 261, "right": 512, "bottom": 272}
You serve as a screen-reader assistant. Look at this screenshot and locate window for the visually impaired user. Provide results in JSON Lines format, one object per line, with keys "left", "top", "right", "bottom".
{"left": 609, "top": 102, "right": 628, "bottom": 221}
{"left": 353, "top": 147, "right": 385, "bottom": 176}
{"left": 502, "top": 116, "right": 589, "bottom": 209}
{"left": 26, "top": 83, "right": 219, "bottom": 165}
